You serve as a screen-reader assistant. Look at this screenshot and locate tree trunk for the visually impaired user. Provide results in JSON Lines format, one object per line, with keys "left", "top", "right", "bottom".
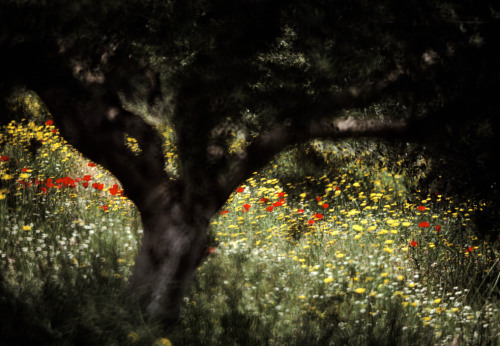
{"left": 127, "top": 187, "right": 214, "bottom": 322}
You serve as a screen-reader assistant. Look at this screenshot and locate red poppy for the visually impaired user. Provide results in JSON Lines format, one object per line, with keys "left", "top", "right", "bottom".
{"left": 335, "top": 186, "right": 340, "bottom": 191}
{"left": 308, "top": 219, "right": 315, "bottom": 225}
{"left": 266, "top": 206, "right": 274, "bottom": 212}
{"left": 316, "top": 196, "right": 322, "bottom": 202}
{"left": 88, "top": 162, "right": 96, "bottom": 167}
{"left": 419, "top": 221, "right": 430, "bottom": 228}
{"left": 236, "top": 187, "right": 245, "bottom": 193}
{"left": 273, "top": 199, "right": 284, "bottom": 207}
{"left": 410, "top": 240, "right": 418, "bottom": 247}
{"left": 92, "top": 183, "right": 103, "bottom": 190}
{"left": 82, "top": 175, "right": 92, "bottom": 181}
{"left": 260, "top": 197, "right": 269, "bottom": 204}
{"left": 435, "top": 225, "right": 441, "bottom": 232}
{"left": 207, "top": 247, "right": 216, "bottom": 254}
{"left": 109, "top": 184, "right": 120, "bottom": 196}
{"left": 21, "top": 167, "right": 29, "bottom": 172}
{"left": 0, "top": 156, "right": 9, "bottom": 161}
{"left": 55, "top": 176, "right": 72, "bottom": 187}
{"left": 466, "top": 246, "right": 475, "bottom": 253}
{"left": 243, "top": 203, "right": 251, "bottom": 212}
{"left": 101, "top": 205, "right": 108, "bottom": 211}
{"left": 322, "top": 203, "right": 329, "bottom": 209}
{"left": 61, "top": 176, "right": 75, "bottom": 187}
{"left": 51, "top": 129, "right": 57, "bottom": 134}
{"left": 82, "top": 182, "right": 89, "bottom": 188}
{"left": 45, "top": 119, "right": 54, "bottom": 126}
{"left": 220, "top": 210, "right": 229, "bottom": 215}
{"left": 45, "top": 178, "right": 54, "bottom": 188}
{"left": 417, "top": 206, "right": 426, "bottom": 211}
{"left": 297, "top": 209, "right": 304, "bottom": 214}
{"left": 276, "top": 192, "right": 286, "bottom": 197}
{"left": 314, "top": 213, "right": 324, "bottom": 220}
{"left": 75, "top": 177, "right": 82, "bottom": 183}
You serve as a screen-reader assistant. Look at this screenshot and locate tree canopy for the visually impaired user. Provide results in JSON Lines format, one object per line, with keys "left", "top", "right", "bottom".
{"left": 2, "top": 0, "right": 500, "bottom": 320}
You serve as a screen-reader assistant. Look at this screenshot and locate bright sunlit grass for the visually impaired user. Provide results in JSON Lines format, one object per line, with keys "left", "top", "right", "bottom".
{"left": 0, "top": 101, "right": 499, "bottom": 345}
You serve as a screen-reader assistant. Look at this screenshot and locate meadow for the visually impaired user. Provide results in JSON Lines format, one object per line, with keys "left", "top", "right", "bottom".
{"left": 0, "top": 95, "right": 499, "bottom": 345}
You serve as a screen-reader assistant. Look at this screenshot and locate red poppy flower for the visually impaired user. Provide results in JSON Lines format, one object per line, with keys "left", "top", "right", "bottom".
{"left": 45, "top": 120, "right": 54, "bottom": 126}
{"left": 109, "top": 184, "right": 120, "bottom": 196}
{"left": 82, "top": 182, "right": 89, "bottom": 188}
{"left": 314, "top": 213, "right": 324, "bottom": 220}
{"left": 266, "top": 206, "right": 274, "bottom": 212}
{"left": 466, "top": 246, "right": 475, "bottom": 253}
{"left": 322, "top": 203, "right": 329, "bottom": 209}
{"left": 316, "top": 196, "right": 322, "bottom": 202}
{"left": 417, "top": 206, "right": 426, "bottom": 211}
{"left": 207, "top": 247, "right": 216, "bottom": 254}
{"left": 92, "top": 183, "right": 103, "bottom": 190}
{"left": 260, "top": 197, "right": 269, "bottom": 204}
{"left": 308, "top": 219, "right": 315, "bottom": 225}
{"left": 101, "top": 205, "right": 108, "bottom": 211}
{"left": 335, "top": 186, "right": 340, "bottom": 191}
{"left": 297, "top": 209, "right": 304, "bottom": 214}
{"left": 21, "top": 167, "right": 29, "bottom": 172}
{"left": 52, "top": 129, "right": 57, "bottom": 134}
{"left": 419, "top": 221, "right": 430, "bottom": 228}
{"left": 88, "top": 162, "right": 96, "bottom": 167}
{"left": 276, "top": 192, "right": 286, "bottom": 197}
{"left": 410, "top": 240, "right": 418, "bottom": 247}
{"left": 236, "top": 187, "right": 245, "bottom": 193}
{"left": 65, "top": 177, "right": 73, "bottom": 187}
{"left": 57, "top": 176, "right": 75, "bottom": 187}
{"left": 0, "top": 156, "right": 9, "bottom": 161}
{"left": 243, "top": 203, "right": 251, "bottom": 212}
{"left": 220, "top": 210, "right": 229, "bottom": 215}
{"left": 45, "top": 178, "right": 54, "bottom": 188}
{"left": 273, "top": 200, "right": 284, "bottom": 207}
{"left": 82, "top": 175, "right": 92, "bottom": 181}
{"left": 435, "top": 225, "right": 441, "bottom": 232}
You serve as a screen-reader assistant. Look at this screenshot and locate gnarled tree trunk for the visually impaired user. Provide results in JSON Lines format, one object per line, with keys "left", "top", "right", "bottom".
{"left": 128, "top": 182, "right": 215, "bottom": 321}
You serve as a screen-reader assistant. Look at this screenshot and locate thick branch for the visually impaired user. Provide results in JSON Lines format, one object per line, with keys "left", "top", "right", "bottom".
{"left": 216, "top": 116, "right": 410, "bottom": 201}
{"left": 214, "top": 66, "right": 409, "bottom": 202}
{"left": 39, "top": 74, "right": 170, "bottom": 208}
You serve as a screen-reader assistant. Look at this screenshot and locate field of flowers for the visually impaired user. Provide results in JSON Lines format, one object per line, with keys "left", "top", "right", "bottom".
{"left": 0, "top": 94, "right": 499, "bottom": 345}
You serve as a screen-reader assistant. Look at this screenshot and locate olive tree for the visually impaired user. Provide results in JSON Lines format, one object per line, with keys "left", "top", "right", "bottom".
{"left": 1, "top": 0, "right": 499, "bottom": 321}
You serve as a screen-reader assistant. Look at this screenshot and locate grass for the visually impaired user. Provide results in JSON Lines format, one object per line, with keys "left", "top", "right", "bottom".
{"left": 0, "top": 99, "right": 499, "bottom": 345}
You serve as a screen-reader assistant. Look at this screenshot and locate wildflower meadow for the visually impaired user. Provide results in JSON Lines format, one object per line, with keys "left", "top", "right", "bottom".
{"left": 1, "top": 95, "right": 499, "bottom": 345}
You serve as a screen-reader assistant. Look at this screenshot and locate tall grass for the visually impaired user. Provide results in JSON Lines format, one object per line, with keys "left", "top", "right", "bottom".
{"left": 0, "top": 101, "right": 499, "bottom": 345}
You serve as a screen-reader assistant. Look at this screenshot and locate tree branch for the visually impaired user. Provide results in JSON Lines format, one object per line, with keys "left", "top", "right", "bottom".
{"left": 39, "top": 70, "right": 170, "bottom": 208}
{"left": 215, "top": 116, "right": 410, "bottom": 201}
{"left": 213, "top": 66, "right": 409, "bottom": 202}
